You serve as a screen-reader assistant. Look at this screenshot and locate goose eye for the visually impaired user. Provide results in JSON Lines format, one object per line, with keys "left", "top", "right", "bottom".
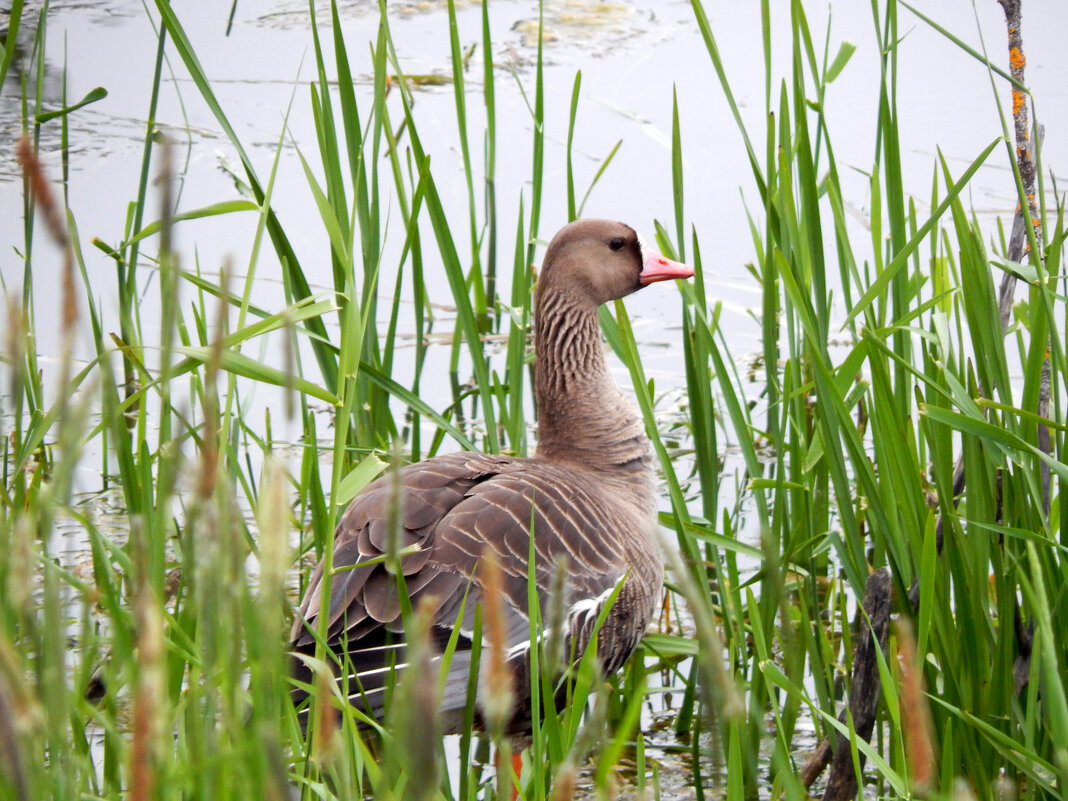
{"left": 608, "top": 237, "right": 625, "bottom": 251}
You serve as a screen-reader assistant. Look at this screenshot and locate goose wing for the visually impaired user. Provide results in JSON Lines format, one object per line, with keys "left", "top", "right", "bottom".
{"left": 290, "top": 451, "right": 638, "bottom": 722}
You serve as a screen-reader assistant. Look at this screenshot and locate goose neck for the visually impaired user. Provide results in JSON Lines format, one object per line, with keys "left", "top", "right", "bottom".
{"left": 532, "top": 290, "right": 653, "bottom": 475}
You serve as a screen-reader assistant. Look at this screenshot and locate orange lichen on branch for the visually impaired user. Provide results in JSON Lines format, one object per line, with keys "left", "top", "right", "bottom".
{"left": 1009, "top": 46, "right": 1026, "bottom": 71}
{"left": 1012, "top": 88, "right": 1027, "bottom": 116}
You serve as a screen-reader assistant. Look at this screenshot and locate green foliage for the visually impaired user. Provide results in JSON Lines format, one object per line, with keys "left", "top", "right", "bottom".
{"left": 2, "top": 1, "right": 1066, "bottom": 799}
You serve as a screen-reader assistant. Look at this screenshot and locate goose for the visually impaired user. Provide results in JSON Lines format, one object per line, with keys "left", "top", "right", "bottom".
{"left": 290, "top": 218, "right": 693, "bottom": 744}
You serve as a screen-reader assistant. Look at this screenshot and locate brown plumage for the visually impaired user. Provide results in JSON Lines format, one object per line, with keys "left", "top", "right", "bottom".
{"left": 290, "top": 219, "right": 693, "bottom": 739}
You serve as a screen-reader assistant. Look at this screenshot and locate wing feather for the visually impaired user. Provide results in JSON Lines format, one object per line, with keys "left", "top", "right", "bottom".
{"left": 291, "top": 450, "right": 658, "bottom": 734}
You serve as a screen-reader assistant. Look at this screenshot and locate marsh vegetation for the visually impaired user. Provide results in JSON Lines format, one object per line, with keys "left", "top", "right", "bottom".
{"left": 1, "top": 1, "right": 1067, "bottom": 799}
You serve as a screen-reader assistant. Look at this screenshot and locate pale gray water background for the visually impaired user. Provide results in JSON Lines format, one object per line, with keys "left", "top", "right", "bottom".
{"left": 1, "top": 0, "right": 1067, "bottom": 797}
{"left": 3, "top": 0, "right": 1066, "bottom": 457}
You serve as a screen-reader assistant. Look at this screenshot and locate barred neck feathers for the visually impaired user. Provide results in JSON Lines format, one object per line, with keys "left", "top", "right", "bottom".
{"left": 532, "top": 285, "right": 651, "bottom": 474}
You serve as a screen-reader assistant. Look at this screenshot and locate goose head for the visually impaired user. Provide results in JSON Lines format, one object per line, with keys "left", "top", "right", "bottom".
{"left": 537, "top": 219, "right": 693, "bottom": 308}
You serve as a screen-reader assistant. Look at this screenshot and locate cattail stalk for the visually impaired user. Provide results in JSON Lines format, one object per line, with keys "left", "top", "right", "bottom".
{"left": 896, "top": 619, "right": 936, "bottom": 796}
{"left": 478, "top": 551, "right": 515, "bottom": 738}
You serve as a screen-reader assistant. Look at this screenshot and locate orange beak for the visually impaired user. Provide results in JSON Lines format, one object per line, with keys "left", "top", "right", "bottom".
{"left": 639, "top": 248, "right": 694, "bottom": 284}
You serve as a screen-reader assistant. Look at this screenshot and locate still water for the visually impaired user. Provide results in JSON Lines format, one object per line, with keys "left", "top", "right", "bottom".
{"left": 5, "top": 0, "right": 1064, "bottom": 393}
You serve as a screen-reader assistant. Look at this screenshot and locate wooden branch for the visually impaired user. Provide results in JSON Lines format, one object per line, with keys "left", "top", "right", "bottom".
{"left": 997, "top": 0, "right": 1040, "bottom": 258}
{"left": 800, "top": 569, "right": 892, "bottom": 798}
{"left": 999, "top": 0, "right": 1046, "bottom": 689}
